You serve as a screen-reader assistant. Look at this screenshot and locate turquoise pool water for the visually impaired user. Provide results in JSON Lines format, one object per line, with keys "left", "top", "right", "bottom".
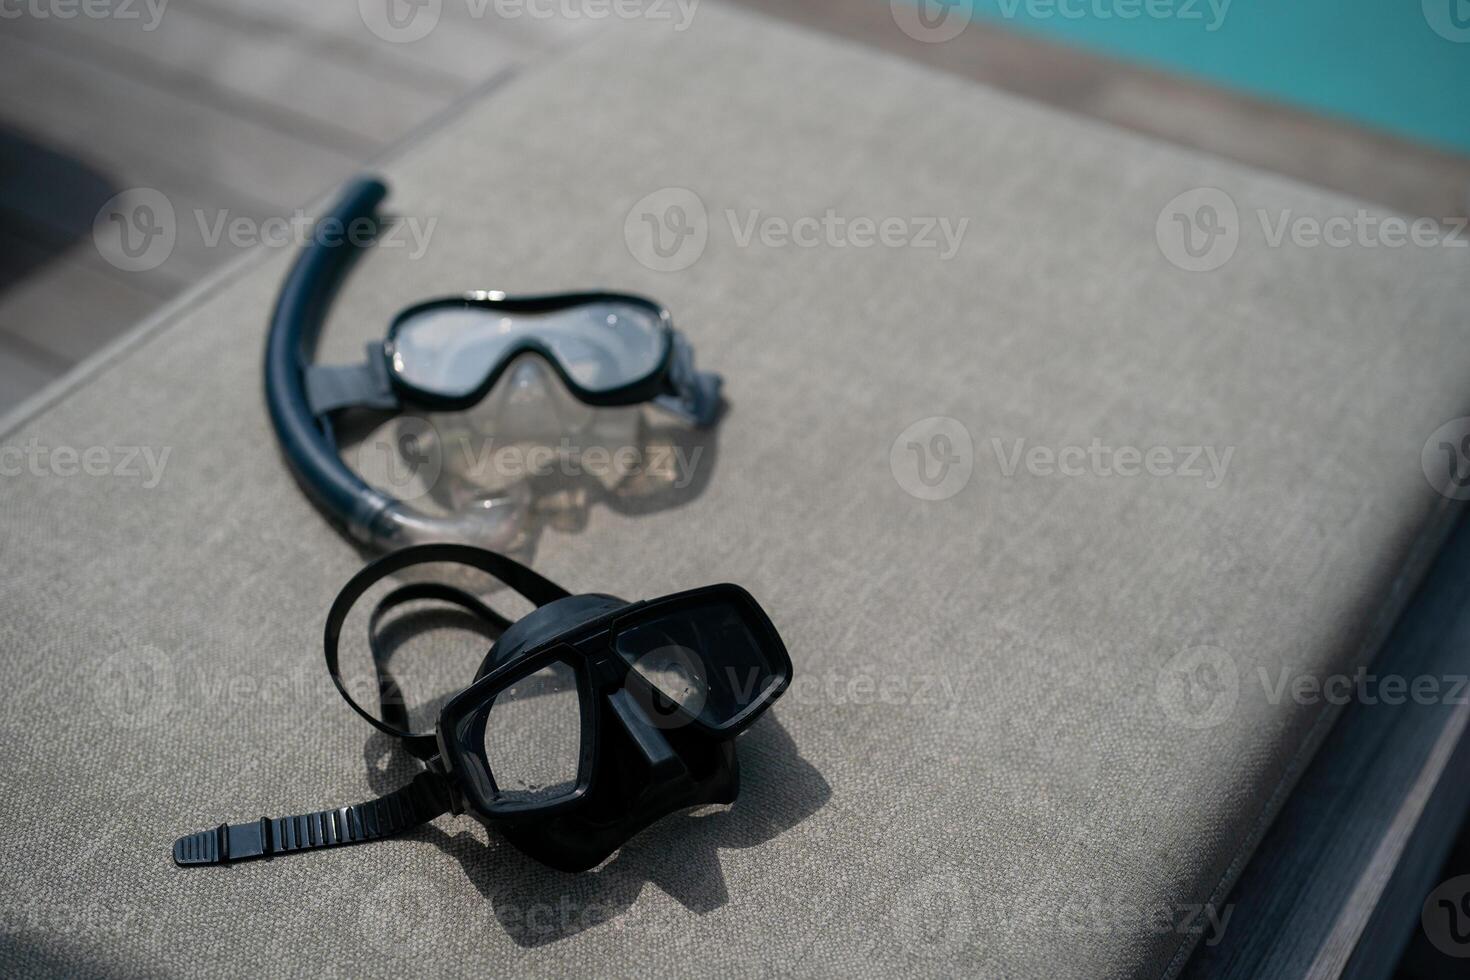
{"left": 919, "top": 0, "right": 1470, "bottom": 154}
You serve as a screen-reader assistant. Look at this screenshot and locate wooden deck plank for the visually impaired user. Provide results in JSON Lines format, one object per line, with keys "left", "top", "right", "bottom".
{"left": 182, "top": 0, "right": 580, "bottom": 88}
{"left": 0, "top": 148, "right": 270, "bottom": 291}
{"left": 0, "top": 333, "right": 67, "bottom": 415}
{"left": 7, "top": 7, "right": 459, "bottom": 154}
{"left": 0, "top": 3, "right": 584, "bottom": 380}
{"left": 207, "top": 0, "right": 592, "bottom": 48}
{"left": 0, "top": 128, "right": 119, "bottom": 247}
{"left": 1087, "top": 75, "right": 1470, "bottom": 220}
{"left": 0, "top": 26, "right": 362, "bottom": 312}
{"left": 0, "top": 1, "right": 587, "bottom": 400}
{"left": 0, "top": 32, "right": 358, "bottom": 215}
{"left": 0, "top": 128, "right": 200, "bottom": 357}
{"left": 0, "top": 225, "right": 172, "bottom": 365}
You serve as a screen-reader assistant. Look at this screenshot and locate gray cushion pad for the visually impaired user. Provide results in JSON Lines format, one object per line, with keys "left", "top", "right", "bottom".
{"left": 2, "top": 7, "right": 1468, "bottom": 978}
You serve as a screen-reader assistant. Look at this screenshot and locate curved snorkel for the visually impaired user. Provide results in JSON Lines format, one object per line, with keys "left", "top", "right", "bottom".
{"left": 265, "top": 176, "right": 394, "bottom": 543}
{"left": 267, "top": 175, "right": 722, "bottom": 550}
{"left": 264, "top": 177, "right": 523, "bottom": 550}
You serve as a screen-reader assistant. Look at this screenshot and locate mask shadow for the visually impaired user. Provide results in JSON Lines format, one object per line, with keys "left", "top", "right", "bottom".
{"left": 360, "top": 710, "right": 829, "bottom": 948}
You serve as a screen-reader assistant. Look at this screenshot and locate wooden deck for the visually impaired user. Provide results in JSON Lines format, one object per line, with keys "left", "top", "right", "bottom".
{"left": 2, "top": 0, "right": 1468, "bottom": 415}
{"left": 0, "top": 0, "right": 589, "bottom": 414}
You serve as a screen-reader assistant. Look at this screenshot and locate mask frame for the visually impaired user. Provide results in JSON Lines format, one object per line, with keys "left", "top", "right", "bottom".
{"left": 436, "top": 583, "right": 791, "bottom": 820}
{"left": 383, "top": 291, "right": 682, "bottom": 413}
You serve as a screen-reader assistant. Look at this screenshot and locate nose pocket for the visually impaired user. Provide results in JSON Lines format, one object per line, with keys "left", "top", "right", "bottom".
{"left": 607, "top": 688, "right": 687, "bottom": 781}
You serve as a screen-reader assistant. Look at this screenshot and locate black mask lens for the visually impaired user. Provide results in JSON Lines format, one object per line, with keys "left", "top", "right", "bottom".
{"left": 482, "top": 659, "right": 585, "bottom": 805}
{"left": 445, "top": 650, "right": 595, "bottom": 815}
{"left": 615, "top": 593, "right": 786, "bottom": 732}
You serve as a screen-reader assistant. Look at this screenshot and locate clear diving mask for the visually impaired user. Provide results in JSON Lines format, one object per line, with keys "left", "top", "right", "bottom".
{"left": 264, "top": 176, "right": 723, "bottom": 551}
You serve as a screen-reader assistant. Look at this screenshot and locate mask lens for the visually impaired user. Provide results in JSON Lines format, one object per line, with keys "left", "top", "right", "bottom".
{"left": 391, "top": 300, "right": 668, "bottom": 398}
{"left": 539, "top": 301, "right": 666, "bottom": 393}
{"left": 482, "top": 660, "right": 584, "bottom": 805}
{"left": 615, "top": 599, "right": 781, "bottom": 731}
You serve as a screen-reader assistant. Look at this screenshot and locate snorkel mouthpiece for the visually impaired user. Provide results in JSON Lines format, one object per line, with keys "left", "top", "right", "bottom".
{"left": 172, "top": 545, "right": 791, "bottom": 873}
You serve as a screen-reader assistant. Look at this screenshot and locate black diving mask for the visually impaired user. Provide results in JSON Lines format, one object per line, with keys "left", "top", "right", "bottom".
{"left": 172, "top": 544, "right": 792, "bottom": 873}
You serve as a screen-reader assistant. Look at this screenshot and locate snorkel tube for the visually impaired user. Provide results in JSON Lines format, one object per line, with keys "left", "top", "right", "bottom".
{"left": 264, "top": 177, "right": 521, "bottom": 550}
{"left": 265, "top": 176, "right": 393, "bottom": 542}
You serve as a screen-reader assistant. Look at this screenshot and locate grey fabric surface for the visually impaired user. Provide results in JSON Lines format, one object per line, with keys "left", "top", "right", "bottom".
{"left": 2, "top": 6, "right": 1469, "bottom": 978}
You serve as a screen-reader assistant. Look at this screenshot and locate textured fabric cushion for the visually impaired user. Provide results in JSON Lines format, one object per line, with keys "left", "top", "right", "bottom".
{"left": 2, "top": 6, "right": 1468, "bottom": 978}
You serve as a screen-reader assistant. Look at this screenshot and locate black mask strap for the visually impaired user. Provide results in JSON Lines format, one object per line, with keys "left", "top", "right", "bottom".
{"left": 173, "top": 545, "right": 572, "bottom": 868}
{"left": 173, "top": 769, "right": 451, "bottom": 866}
{"left": 367, "top": 581, "right": 513, "bottom": 754}
{"left": 325, "top": 543, "right": 571, "bottom": 757}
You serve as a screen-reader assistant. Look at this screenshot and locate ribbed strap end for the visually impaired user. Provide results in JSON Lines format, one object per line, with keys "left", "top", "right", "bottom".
{"left": 172, "top": 824, "right": 226, "bottom": 866}
{"left": 170, "top": 772, "right": 450, "bottom": 869}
